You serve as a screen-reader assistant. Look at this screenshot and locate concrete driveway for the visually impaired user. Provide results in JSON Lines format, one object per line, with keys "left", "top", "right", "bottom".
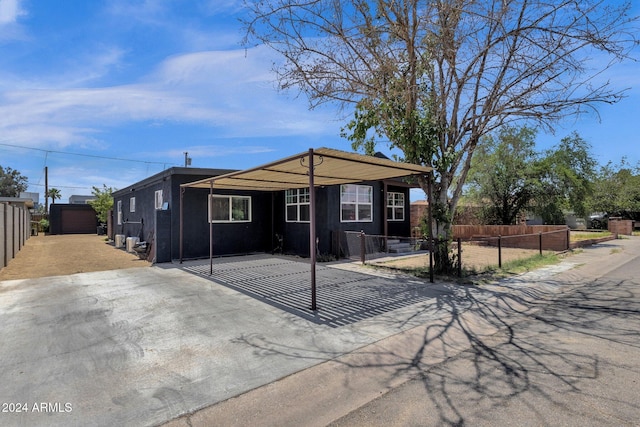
{"left": 5, "top": 239, "right": 630, "bottom": 427}
{"left": 0, "top": 255, "right": 456, "bottom": 427}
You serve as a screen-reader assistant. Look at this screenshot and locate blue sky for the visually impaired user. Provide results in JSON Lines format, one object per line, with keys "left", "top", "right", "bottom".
{"left": 0, "top": 0, "right": 638, "bottom": 204}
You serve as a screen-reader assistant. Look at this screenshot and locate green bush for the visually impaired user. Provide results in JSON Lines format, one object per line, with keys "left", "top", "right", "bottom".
{"left": 39, "top": 219, "right": 49, "bottom": 232}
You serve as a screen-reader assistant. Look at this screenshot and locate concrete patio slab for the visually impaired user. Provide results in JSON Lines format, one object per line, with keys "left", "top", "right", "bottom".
{"left": 176, "top": 254, "right": 449, "bottom": 327}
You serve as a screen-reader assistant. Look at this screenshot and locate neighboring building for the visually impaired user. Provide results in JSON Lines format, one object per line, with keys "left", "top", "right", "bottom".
{"left": 113, "top": 151, "right": 420, "bottom": 263}
{"left": 48, "top": 204, "right": 98, "bottom": 234}
{"left": 69, "top": 195, "right": 95, "bottom": 204}
{"left": 0, "top": 197, "right": 35, "bottom": 210}
{"left": 19, "top": 192, "right": 40, "bottom": 210}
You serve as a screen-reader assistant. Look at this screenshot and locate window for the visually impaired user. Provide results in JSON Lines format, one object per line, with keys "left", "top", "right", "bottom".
{"left": 340, "top": 184, "right": 373, "bottom": 222}
{"left": 208, "top": 195, "right": 251, "bottom": 223}
{"left": 155, "top": 190, "right": 163, "bottom": 210}
{"left": 117, "top": 200, "right": 122, "bottom": 225}
{"left": 285, "top": 188, "right": 310, "bottom": 222}
{"left": 387, "top": 192, "right": 405, "bottom": 221}
{"left": 130, "top": 197, "right": 136, "bottom": 213}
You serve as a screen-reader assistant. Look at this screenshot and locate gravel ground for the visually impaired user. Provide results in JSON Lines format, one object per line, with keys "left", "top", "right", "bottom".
{"left": 0, "top": 234, "right": 149, "bottom": 281}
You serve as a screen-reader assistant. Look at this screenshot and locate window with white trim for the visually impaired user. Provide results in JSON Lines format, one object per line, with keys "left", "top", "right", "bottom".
{"left": 208, "top": 195, "right": 251, "bottom": 223}
{"left": 285, "top": 188, "right": 310, "bottom": 222}
{"left": 130, "top": 197, "right": 136, "bottom": 213}
{"left": 154, "top": 190, "right": 163, "bottom": 210}
{"left": 340, "top": 184, "right": 373, "bottom": 222}
{"left": 117, "top": 200, "right": 122, "bottom": 225}
{"left": 387, "top": 192, "right": 405, "bottom": 221}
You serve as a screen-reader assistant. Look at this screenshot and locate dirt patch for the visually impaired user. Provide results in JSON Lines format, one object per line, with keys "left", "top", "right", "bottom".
{"left": 376, "top": 243, "right": 546, "bottom": 271}
{"left": 0, "top": 234, "right": 149, "bottom": 281}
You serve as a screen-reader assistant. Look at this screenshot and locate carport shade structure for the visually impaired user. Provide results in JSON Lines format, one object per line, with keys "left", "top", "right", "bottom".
{"left": 180, "top": 147, "right": 433, "bottom": 310}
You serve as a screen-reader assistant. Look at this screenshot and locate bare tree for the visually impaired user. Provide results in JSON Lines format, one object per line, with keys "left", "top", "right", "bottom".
{"left": 244, "top": 0, "right": 638, "bottom": 272}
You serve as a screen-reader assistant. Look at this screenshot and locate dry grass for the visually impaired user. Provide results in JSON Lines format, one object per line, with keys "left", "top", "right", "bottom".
{"left": 571, "top": 231, "right": 612, "bottom": 241}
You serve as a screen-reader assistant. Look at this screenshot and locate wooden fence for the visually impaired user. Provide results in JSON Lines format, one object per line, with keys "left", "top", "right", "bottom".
{"left": 608, "top": 218, "right": 634, "bottom": 235}
{"left": 452, "top": 225, "right": 570, "bottom": 251}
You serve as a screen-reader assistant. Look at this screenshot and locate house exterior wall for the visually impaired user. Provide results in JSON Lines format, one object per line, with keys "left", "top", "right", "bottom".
{"left": 385, "top": 184, "right": 411, "bottom": 237}
{"left": 175, "top": 186, "right": 273, "bottom": 260}
{"left": 113, "top": 167, "right": 236, "bottom": 261}
{"left": 276, "top": 182, "right": 412, "bottom": 257}
{"left": 155, "top": 209, "right": 172, "bottom": 263}
{"left": 113, "top": 186, "right": 159, "bottom": 242}
{"left": 113, "top": 169, "right": 414, "bottom": 262}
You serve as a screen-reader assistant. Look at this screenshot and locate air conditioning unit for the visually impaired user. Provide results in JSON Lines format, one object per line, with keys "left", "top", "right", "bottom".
{"left": 126, "top": 237, "right": 140, "bottom": 253}
{"left": 115, "top": 234, "right": 126, "bottom": 248}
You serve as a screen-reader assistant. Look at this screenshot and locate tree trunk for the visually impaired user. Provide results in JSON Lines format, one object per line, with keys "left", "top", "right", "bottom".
{"left": 419, "top": 175, "right": 456, "bottom": 274}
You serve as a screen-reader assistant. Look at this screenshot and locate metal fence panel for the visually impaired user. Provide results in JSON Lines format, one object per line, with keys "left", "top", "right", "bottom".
{"left": 0, "top": 203, "right": 31, "bottom": 271}
{"left": 0, "top": 205, "right": 5, "bottom": 269}
{"left": 6, "top": 205, "right": 14, "bottom": 263}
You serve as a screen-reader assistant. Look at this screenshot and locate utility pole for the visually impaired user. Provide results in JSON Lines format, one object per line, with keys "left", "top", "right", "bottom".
{"left": 45, "top": 166, "right": 49, "bottom": 213}
{"left": 184, "top": 152, "right": 192, "bottom": 167}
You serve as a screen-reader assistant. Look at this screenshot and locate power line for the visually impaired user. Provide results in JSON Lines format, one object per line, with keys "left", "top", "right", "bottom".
{"left": 0, "top": 142, "right": 177, "bottom": 167}
{"left": 27, "top": 182, "right": 90, "bottom": 190}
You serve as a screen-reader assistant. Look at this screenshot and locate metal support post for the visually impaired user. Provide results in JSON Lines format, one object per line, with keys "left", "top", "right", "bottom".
{"left": 539, "top": 232, "right": 543, "bottom": 255}
{"left": 457, "top": 237, "right": 462, "bottom": 277}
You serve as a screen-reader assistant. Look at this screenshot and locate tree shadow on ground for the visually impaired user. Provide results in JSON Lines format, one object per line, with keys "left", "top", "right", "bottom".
{"left": 235, "top": 272, "right": 640, "bottom": 426}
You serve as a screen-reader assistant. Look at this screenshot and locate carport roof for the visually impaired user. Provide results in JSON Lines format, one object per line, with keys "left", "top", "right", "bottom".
{"left": 181, "top": 147, "right": 432, "bottom": 191}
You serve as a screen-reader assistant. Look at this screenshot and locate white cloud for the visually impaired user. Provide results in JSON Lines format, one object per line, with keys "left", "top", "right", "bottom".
{"left": 153, "top": 48, "right": 275, "bottom": 86}
{"left": 180, "top": 27, "right": 243, "bottom": 51}
{"left": 0, "top": 0, "right": 22, "bottom": 25}
{"left": 0, "top": 0, "right": 27, "bottom": 41}
{"left": 2, "top": 83, "right": 224, "bottom": 125}
{"left": 200, "top": 0, "right": 244, "bottom": 15}
{"left": 0, "top": 46, "right": 129, "bottom": 89}
{"left": 104, "top": 0, "right": 168, "bottom": 25}
{"left": 153, "top": 145, "right": 276, "bottom": 160}
{"left": 0, "top": 45, "right": 340, "bottom": 149}
{"left": 64, "top": 46, "right": 128, "bottom": 86}
{"left": 148, "top": 46, "right": 340, "bottom": 133}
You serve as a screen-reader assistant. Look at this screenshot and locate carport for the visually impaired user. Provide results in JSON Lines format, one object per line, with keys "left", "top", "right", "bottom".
{"left": 180, "top": 147, "right": 432, "bottom": 310}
